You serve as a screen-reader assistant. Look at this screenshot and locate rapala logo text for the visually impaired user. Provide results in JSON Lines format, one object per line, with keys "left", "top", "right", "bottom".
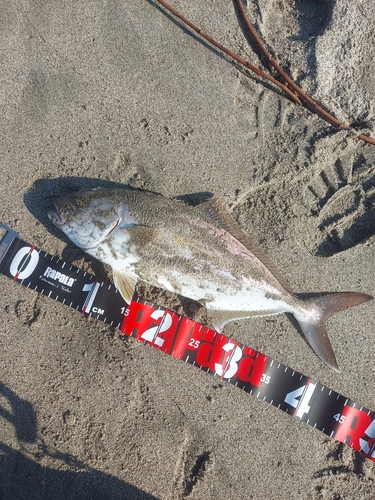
{"left": 44, "top": 267, "right": 76, "bottom": 287}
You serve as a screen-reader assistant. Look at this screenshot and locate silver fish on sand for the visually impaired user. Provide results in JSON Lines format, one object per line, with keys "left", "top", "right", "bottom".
{"left": 48, "top": 188, "right": 372, "bottom": 371}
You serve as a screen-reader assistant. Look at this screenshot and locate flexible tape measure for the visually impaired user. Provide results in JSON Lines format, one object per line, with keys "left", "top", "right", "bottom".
{"left": 1, "top": 222, "right": 374, "bottom": 461}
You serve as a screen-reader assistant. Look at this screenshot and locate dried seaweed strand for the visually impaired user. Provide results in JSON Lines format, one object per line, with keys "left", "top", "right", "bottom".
{"left": 234, "top": 0, "right": 347, "bottom": 128}
{"left": 234, "top": 0, "right": 375, "bottom": 145}
{"left": 154, "top": 0, "right": 301, "bottom": 105}
{"left": 153, "top": 0, "right": 375, "bottom": 146}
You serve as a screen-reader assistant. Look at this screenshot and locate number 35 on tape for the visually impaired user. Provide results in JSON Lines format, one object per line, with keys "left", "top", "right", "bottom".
{"left": 121, "top": 300, "right": 375, "bottom": 461}
{"left": 0, "top": 223, "right": 375, "bottom": 461}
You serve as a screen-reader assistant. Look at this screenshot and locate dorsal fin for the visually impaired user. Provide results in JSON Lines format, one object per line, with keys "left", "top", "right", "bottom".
{"left": 197, "top": 199, "right": 294, "bottom": 294}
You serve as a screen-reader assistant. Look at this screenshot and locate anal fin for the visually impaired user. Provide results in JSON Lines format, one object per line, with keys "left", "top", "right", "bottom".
{"left": 210, "top": 309, "right": 279, "bottom": 333}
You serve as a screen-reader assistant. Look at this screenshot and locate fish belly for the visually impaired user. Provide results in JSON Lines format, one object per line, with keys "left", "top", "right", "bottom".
{"left": 140, "top": 265, "right": 293, "bottom": 318}
{"left": 90, "top": 208, "right": 298, "bottom": 319}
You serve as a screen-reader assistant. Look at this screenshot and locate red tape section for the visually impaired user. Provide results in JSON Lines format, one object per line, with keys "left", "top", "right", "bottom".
{"left": 1, "top": 224, "right": 375, "bottom": 461}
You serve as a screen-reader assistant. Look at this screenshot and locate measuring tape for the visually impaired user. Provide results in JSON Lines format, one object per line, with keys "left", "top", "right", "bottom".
{"left": 1, "top": 222, "right": 374, "bottom": 460}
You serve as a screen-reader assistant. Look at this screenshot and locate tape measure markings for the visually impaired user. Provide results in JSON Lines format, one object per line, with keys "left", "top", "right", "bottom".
{"left": 0, "top": 223, "right": 374, "bottom": 461}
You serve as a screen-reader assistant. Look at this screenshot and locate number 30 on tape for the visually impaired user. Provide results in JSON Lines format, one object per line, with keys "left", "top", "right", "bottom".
{"left": 0, "top": 223, "right": 375, "bottom": 461}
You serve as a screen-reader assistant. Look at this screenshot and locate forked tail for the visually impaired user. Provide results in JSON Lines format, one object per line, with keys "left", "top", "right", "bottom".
{"left": 295, "top": 292, "right": 372, "bottom": 372}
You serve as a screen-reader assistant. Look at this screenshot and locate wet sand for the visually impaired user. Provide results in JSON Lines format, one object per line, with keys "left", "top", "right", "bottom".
{"left": 1, "top": 1, "right": 375, "bottom": 498}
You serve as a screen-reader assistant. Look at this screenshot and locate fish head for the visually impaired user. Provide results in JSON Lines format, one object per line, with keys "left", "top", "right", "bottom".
{"left": 47, "top": 188, "right": 135, "bottom": 250}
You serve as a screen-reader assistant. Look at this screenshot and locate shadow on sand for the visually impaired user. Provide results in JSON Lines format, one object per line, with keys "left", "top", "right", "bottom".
{"left": 0, "top": 383, "right": 158, "bottom": 500}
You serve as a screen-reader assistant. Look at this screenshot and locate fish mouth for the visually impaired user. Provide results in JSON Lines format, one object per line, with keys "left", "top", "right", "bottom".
{"left": 47, "top": 201, "right": 72, "bottom": 227}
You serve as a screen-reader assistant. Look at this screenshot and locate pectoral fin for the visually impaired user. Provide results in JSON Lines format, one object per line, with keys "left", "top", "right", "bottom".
{"left": 113, "top": 268, "right": 138, "bottom": 304}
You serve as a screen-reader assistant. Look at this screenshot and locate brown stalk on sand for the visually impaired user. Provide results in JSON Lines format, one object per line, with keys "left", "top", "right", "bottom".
{"left": 153, "top": 0, "right": 375, "bottom": 146}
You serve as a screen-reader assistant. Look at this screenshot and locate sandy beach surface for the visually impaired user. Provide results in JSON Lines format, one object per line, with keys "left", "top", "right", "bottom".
{"left": 1, "top": 1, "right": 375, "bottom": 498}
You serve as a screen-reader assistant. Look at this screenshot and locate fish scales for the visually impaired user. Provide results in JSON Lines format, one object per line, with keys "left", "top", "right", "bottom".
{"left": 94, "top": 191, "right": 288, "bottom": 310}
{"left": 48, "top": 187, "right": 372, "bottom": 371}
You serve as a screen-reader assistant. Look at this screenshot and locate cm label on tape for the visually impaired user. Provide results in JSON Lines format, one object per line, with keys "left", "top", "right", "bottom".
{"left": 0, "top": 223, "right": 374, "bottom": 460}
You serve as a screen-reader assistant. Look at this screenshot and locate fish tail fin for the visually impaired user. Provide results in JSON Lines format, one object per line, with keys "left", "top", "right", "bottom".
{"left": 295, "top": 292, "right": 372, "bottom": 372}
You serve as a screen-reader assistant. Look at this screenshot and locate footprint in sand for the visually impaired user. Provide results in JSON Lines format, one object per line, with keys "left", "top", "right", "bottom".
{"left": 304, "top": 154, "right": 375, "bottom": 256}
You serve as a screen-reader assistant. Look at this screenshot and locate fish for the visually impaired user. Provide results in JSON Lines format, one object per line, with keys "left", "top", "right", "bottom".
{"left": 47, "top": 187, "right": 372, "bottom": 371}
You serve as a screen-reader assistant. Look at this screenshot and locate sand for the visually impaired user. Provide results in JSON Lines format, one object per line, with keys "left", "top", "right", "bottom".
{"left": 1, "top": 1, "right": 375, "bottom": 498}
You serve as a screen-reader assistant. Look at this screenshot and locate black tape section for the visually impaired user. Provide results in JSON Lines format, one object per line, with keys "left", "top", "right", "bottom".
{"left": 1, "top": 226, "right": 375, "bottom": 461}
